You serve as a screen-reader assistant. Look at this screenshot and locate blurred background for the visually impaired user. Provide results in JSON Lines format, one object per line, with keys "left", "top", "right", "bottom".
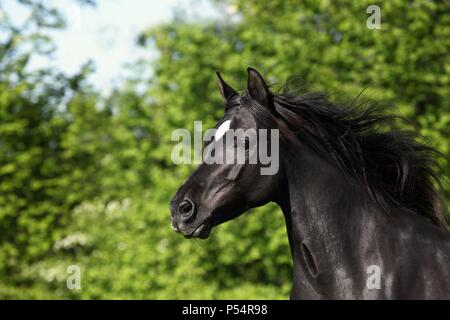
{"left": 0, "top": 0, "right": 449, "bottom": 299}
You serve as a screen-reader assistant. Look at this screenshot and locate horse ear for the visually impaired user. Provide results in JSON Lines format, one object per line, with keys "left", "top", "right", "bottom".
{"left": 247, "top": 67, "right": 271, "bottom": 106}
{"left": 216, "top": 71, "right": 238, "bottom": 106}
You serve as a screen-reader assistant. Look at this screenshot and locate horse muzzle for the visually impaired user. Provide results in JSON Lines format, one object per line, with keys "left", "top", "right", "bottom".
{"left": 170, "top": 197, "right": 212, "bottom": 239}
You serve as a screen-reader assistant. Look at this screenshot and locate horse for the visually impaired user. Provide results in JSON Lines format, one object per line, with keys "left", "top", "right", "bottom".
{"left": 170, "top": 67, "right": 450, "bottom": 299}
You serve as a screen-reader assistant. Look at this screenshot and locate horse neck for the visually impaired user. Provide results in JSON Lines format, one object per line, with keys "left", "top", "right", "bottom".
{"left": 275, "top": 149, "right": 385, "bottom": 298}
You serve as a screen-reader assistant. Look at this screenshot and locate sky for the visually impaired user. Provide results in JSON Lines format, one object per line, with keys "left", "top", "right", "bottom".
{"left": 2, "top": 0, "right": 219, "bottom": 94}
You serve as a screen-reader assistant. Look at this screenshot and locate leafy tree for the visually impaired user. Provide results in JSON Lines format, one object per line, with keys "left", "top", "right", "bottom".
{"left": 0, "top": 0, "right": 108, "bottom": 296}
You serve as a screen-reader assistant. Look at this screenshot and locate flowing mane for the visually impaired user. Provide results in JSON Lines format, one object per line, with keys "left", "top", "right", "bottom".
{"left": 242, "top": 88, "right": 448, "bottom": 229}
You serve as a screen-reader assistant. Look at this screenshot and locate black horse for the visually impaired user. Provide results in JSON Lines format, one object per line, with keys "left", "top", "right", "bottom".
{"left": 170, "top": 68, "right": 450, "bottom": 299}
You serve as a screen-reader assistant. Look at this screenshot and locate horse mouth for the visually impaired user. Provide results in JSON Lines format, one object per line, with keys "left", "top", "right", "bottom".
{"left": 184, "top": 224, "right": 211, "bottom": 239}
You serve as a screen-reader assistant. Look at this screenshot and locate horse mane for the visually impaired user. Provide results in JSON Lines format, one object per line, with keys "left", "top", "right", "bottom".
{"left": 244, "top": 87, "right": 448, "bottom": 230}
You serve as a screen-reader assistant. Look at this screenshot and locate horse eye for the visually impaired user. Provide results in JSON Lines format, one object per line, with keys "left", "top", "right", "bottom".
{"left": 232, "top": 136, "right": 250, "bottom": 150}
{"left": 241, "top": 137, "right": 250, "bottom": 150}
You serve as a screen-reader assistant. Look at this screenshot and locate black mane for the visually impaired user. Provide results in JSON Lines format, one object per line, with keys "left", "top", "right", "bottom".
{"left": 243, "top": 89, "right": 448, "bottom": 229}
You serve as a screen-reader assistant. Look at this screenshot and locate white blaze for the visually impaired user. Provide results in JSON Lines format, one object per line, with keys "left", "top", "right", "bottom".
{"left": 214, "top": 120, "right": 231, "bottom": 141}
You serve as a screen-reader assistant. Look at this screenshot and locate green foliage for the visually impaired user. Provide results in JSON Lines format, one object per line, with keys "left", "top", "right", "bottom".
{"left": 14, "top": 193, "right": 289, "bottom": 299}
{"left": 0, "top": 0, "right": 109, "bottom": 296}
{"left": 0, "top": 0, "right": 449, "bottom": 299}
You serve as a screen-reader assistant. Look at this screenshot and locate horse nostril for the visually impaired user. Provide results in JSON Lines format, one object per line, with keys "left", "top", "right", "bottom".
{"left": 178, "top": 199, "right": 195, "bottom": 221}
{"left": 179, "top": 200, "right": 192, "bottom": 215}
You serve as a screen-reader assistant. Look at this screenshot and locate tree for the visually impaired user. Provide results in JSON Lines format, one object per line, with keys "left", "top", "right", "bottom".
{"left": 0, "top": 0, "right": 108, "bottom": 297}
